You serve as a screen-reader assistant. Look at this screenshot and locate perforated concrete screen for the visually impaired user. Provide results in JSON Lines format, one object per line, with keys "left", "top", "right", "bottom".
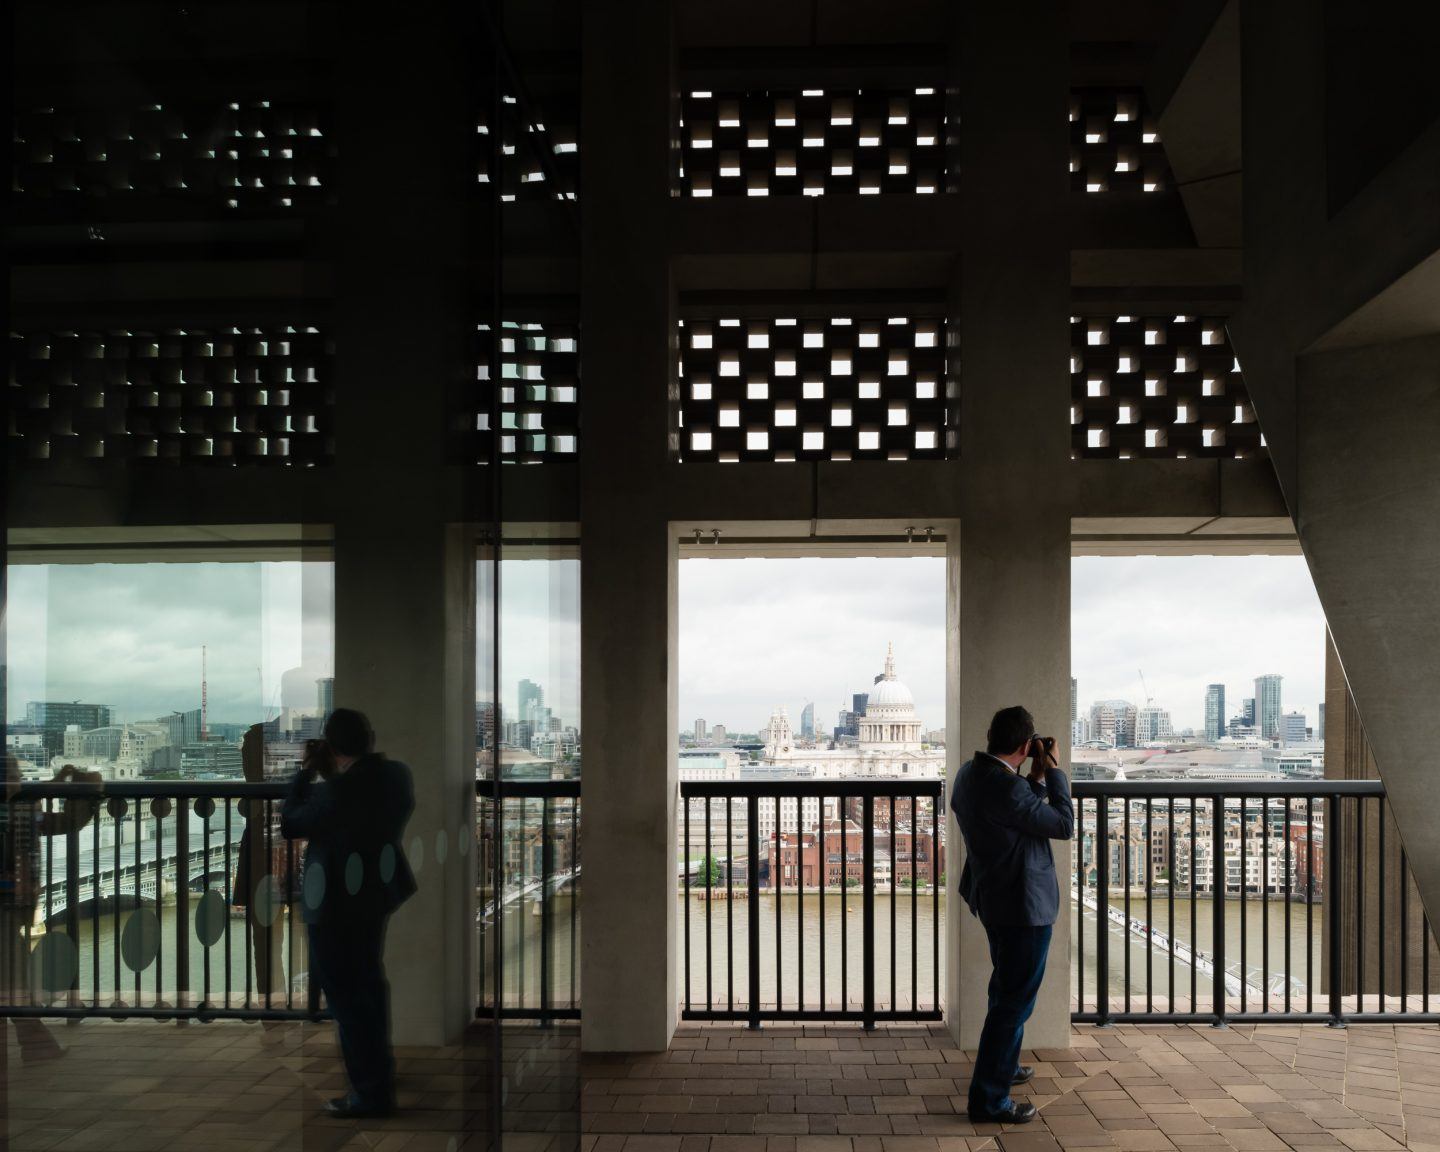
{"left": 469, "top": 321, "right": 579, "bottom": 464}
{"left": 12, "top": 101, "right": 335, "bottom": 215}
{"left": 678, "top": 87, "right": 946, "bottom": 197}
{"left": 8, "top": 327, "right": 333, "bottom": 464}
{"left": 477, "top": 92, "right": 579, "bottom": 203}
{"left": 1070, "top": 315, "right": 1266, "bottom": 460}
{"left": 678, "top": 316, "right": 950, "bottom": 462}
{"left": 1069, "top": 89, "right": 1172, "bottom": 193}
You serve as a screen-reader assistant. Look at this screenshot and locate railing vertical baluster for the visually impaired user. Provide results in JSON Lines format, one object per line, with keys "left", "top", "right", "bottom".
{"left": 1212, "top": 796, "right": 1226, "bottom": 1026}
{"left": 1239, "top": 797, "right": 1246, "bottom": 1014}
{"left": 541, "top": 795, "right": 553, "bottom": 1026}
{"left": 910, "top": 795, "right": 918, "bottom": 1013}
{"left": 92, "top": 797, "right": 102, "bottom": 1008}
{"left": 156, "top": 802, "right": 164, "bottom": 1008}
{"left": 1378, "top": 800, "right": 1386, "bottom": 1011}
{"left": 1167, "top": 797, "right": 1175, "bottom": 1012}
{"left": 746, "top": 794, "right": 760, "bottom": 1029}
{"left": 1307, "top": 796, "right": 1314, "bottom": 1014}
{"left": 285, "top": 833, "right": 295, "bottom": 1012}
{"left": 39, "top": 797, "right": 50, "bottom": 1010}
{"left": 1123, "top": 796, "right": 1131, "bottom": 1012}
{"left": 796, "top": 797, "right": 803, "bottom": 1014}
{"left": 1076, "top": 796, "right": 1085, "bottom": 1015}
{"left": 116, "top": 799, "right": 125, "bottom": 1005}
{"left": 932, "top": 789, "right": 940, "bottom": 1014}
{"left": 1356, "top": 796, "right": 1365, "bottom": 1014}
{"left": 1424, "top": 909, "right": 1431, "bottom": 1015}
{"left": 705, "top": 796, "right": 712, "bottom": 1014}
{"left": 1145, "top": 797, "right": 1153, "bottom": 1013}
{"left": 862, "top": 792, "right": 875, "bottom": 1030}
{"left": 881, "top": 794, "right": 892, "bottom": 1013}
{"left": 1284, "top": 800, "right": 1292, "bottom": 1014}
{"left": 775, "top": 799, "right": 782, "bottom": 1013}
{"left": 571, "top": 798, "right": 579, "bottom": 1013}
{"left": 683, "top": 793, "right": 691, "bottom": 1016}
{"left": 727, "top": 795, "right": 734, "bottom": 1015}
{"left": 1400, "top": 844, "right": 1409, "bottom": 1014}
{"left": 1327, "top": 792, "right": 1343, "bottom": 1025}
{"left": 135, "top": 800, "right": 143, "bottom": 1005}
{"left": 65, "top": 806, "right": 80, "bottom": 1009}
{"left": 818, "top": 800, "right": 825, "bottom": 1011}
{"left": 1095, "top": 794, "right": 1109, "bottom": 1026}
{"left": 1262, "top": 796, "right": 1269, "bottom": 1013}
{"left": 1190, "top": 796, "right": 1197, "bottom": 1012}
{"left": 517, "top": 798, "right": 527, "bottom": 1012}
{"left": 224, "top": 798, "right": 233, "bottom": 1012}
{"left": 177, "top": 799, "right": 190, "bottom": 1013}
{"left": 841, "top": 798, "right": 849, "bottom": 1012}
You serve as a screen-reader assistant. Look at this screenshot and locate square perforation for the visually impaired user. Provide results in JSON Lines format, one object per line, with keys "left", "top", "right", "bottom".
{"left": 12, "top": 100, "right": 335, "bottom": 215}
{"left": 465, "top": 321, "right": 580, "bottom": 464}
{"left": 477, "top": 91, "right": 579, "bottom": 203}
{"left": 679, "top": 315, "right": 949, "bottom": 462}
{"left": 679, "top": 87, "right": 945, "bottom": 198}
{"left": 1070, "top": 89, "right": 1172, "bottom": 193}
{"left": 8, "top": 326, "right": 333, "bottom": 464}
{"left": 1071, "top": 315, "right": 1265, "bottom": 460}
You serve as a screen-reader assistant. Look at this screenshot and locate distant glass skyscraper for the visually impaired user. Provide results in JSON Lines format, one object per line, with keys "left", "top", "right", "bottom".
{"left": 799, "top": 702, "right": 815, "bottom": 740}
{"left": 518, "top": 679, "right": 545, "bottom": 728}
{"left": 1255, "top": 674, "right": 1283, "bottom": 740}
{"left": 317, "top": 677, "right": 335, "bottom": 719}
{"left": 1204, "top": 684, "right": 1225, "bottom": 741}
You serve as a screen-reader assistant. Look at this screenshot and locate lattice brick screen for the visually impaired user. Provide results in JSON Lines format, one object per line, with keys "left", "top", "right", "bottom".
{"left": 1069, "top": 89, "right": 1172, "bottom": 193}
{"left": 1070, "top": 315, "right": 1265, "bottom": 459}
{"left": 477, "top": 93, "right": 579, "bottom": 203}
{"left": 464, "top": 321, "right": 579, "bottom": 464}
{"left": 678, "top": 316, "right": 949, "bottom": 462}
{"left": 8, "top": 327, "right": 333, "bottom": 464}
{"left": 12, "top": 101, "right": 335, "bottom": 214}
{"left": 678, "top": 88, "right": 945, "bottom": 197}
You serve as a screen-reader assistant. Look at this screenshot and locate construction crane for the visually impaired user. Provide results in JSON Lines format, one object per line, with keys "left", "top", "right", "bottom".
{"left": 1138, "top": 668, "right": 1154, "bottom": 708}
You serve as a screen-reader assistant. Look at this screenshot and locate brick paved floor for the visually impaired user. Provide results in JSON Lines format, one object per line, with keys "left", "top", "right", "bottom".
{"left": 582, "top": 1023, "right": 1440, "bottom": 1152}
{"left": 5, "top": 1017, "right": 1439, "bottom": 1151}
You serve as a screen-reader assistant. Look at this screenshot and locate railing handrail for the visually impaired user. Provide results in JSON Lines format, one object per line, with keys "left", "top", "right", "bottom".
{"left": 682, "top": 778, "right": 943, "bottom": 799}
{"left": 1073, "top": 779, "right": 1383, "bottom": 798}
{"left": 10, "top": 780, "right": 289, "bottom": 800}
{"left": 475, "top": 778, "right": 581, "bottom": 798}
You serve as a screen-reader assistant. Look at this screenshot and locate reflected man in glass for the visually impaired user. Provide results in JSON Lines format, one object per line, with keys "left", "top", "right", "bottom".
{"left": 281, "top": 708, "right": 415, "bottom": 1118}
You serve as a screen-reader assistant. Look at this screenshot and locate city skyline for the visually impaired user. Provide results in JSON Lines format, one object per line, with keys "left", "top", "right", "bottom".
{"left": 682, "top": 554, "right": 1326, "bottom": 736}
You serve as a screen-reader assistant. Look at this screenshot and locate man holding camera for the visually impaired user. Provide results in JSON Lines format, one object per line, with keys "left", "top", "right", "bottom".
{"left": 951, "top": 705, "right": 1074, "bottom": 1125}
{"left": 281, "top": 708, "right": 416, "bottom": 1119}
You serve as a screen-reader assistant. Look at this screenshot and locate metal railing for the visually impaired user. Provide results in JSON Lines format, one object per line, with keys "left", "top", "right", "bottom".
{"left": 679, "top": 779, "right": 944, "bottom": 1027}
{"left": 0, "top": 780, "right": 318, "bottom": 1020}
{"left": 1071, "top": 779, "right": 1440, "bottom": 1026}
{"left": 477, "top": 778, "right": 581, "bottom": 1023}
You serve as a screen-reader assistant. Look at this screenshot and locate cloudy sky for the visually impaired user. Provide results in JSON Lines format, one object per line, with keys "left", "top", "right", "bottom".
{"left": 4, "top": 553, "right": 1325, "bottom": 739}
{"left": 680, "top": 555, "right": 1327, "bottom": 736}
{"left": 4, "top": 562, "right": 333, "bottom": 726}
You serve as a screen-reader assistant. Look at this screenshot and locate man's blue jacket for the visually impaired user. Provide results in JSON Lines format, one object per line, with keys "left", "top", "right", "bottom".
{"left": 951, "top": 752, "right": 1074, "bottom": 928}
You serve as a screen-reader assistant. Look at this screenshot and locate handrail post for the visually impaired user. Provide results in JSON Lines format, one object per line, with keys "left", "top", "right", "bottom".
{"left": 540, "top": 795, "right": 553, "bottom": 1027}
{"left": 1095, "top": 794, "right": 1110, "bottom": 1026}
{"left": 1212, "top": 796, "right": 1227, "bottom": 1027}
{"left": 862, "top": 793, "right": 875, "bottom": 1031}
{"left": 746, "top": 793, "right": 760, "bottom": 1029}
{"left": 1327, "top": 793, "right": 1345, "bottom": 1026}
{"left": 175, "top": 799, "right": 190, "bottom": 1014}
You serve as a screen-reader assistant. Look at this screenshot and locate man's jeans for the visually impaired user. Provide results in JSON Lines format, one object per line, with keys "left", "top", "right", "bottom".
{"left": 968, "top": 922, "right": 1053, "bottom": 1115}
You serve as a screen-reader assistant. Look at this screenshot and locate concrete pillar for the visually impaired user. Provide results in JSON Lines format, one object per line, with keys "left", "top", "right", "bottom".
{"left": 578, "top": 0, "right": 678, "bottom": 1052}
{"left": 330, "top": 1, "right": 479, "bottom": 1046}
{"left": 947, "top": 1, "right": 1073, "bottom": 1050}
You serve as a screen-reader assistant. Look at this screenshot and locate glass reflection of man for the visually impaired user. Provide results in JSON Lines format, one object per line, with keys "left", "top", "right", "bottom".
{"left": 281, "top": 708, "right": 415, "bottom": 1118}
{"left": 0, "top": 757, "right": 100, "bottom": 1061}
{"left": 233, "top": 723, "right": 298, "bottom": 1027}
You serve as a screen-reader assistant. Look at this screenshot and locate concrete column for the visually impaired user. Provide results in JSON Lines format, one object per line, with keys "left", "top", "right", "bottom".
{"left": 947, "top": 1, "right": 1073, "bottom": 1050}
{"left": 578, "top": 0, "right": 678, "bottom": 1052}
{"left": 332, "top": 522, "right": 477, "bottom": 1045}
{"left": 329, "top": 1, "right": 479, "bottom": 1046}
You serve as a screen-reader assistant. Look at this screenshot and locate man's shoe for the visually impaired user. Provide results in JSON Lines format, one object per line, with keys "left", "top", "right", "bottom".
{"left": 967, "top": 1101, "right": 1038, "bottom": 1125}
{"left": 323, "top": 1094, "right": 393, "bottom": 1119}
{"left": 1012, "top": 1065, "right": 1035, "bottom": 1085}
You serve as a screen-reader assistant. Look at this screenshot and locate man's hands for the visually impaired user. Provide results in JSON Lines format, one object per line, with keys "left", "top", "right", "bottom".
{"left": 1026, "top": 736, "right": 1058, "bottom": 785}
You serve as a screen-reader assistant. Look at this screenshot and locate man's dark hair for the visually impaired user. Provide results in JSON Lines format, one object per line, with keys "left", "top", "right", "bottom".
{"left": 986, "top": 706, "right": 1035, "bottom": 756}
{"left": 324, "top": 708, "right": 374, "bottom": 757}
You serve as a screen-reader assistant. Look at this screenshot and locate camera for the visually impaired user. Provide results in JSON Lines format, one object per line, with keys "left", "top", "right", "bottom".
{"left": 1028, "top": 735, "right": 1056, "bottom": 762}
{"left": 304, "top": 738, "right": 336, "bottom": 779}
